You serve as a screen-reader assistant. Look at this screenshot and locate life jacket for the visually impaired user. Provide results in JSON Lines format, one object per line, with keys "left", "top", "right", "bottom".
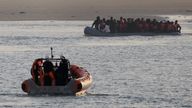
{"left": 44, "top": 74, "right": 52, "bottom": 86}
{"left": 160, "top": 23, "right": 165, "bottom": 32}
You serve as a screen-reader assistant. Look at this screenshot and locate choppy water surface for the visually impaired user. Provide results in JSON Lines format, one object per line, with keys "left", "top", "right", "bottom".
{"left": 0, "top": 15, "right": 192, "bottom": 108}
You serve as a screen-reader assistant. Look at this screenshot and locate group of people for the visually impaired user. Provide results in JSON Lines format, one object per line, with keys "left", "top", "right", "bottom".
{"left": 92, "top": 16, "right": 181, "bottom": 33}
{"left": 31, "top": 56, "right": 70, "bottom": 86}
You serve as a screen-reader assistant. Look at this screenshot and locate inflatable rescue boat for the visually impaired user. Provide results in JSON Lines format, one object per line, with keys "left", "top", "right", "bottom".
{"left": 21, "top": 49, "right": 92, "bottom": 96}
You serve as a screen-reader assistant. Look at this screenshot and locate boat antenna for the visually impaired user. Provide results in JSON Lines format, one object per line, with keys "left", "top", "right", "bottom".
{"left": 50, "top": 47, "right": 54, "bottom": 58}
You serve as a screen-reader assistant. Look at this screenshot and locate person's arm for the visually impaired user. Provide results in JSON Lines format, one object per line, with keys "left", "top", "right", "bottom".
{"left": 92, "top": 21, "right": 95, "bottom": 28}
{"left": 178, "top": 25, "right": 181, "bottom": 33}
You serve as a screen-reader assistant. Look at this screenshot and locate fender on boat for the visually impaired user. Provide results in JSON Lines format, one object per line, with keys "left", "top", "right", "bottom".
{"left": 21, "top": 80, "right": 30, "bottom": 93}
{"left": 68, "top": 64, "right": 93, "bottom": 93}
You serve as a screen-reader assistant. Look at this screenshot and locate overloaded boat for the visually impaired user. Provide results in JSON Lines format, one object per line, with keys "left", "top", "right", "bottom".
{"left": 85, "top": 16, "right": 182, "bottom": 36}
{"left": 84, "top": 26, "right": 181, "bottom": 36}
{"left": 21, "top": 48, "right": 92, "bottom": 96}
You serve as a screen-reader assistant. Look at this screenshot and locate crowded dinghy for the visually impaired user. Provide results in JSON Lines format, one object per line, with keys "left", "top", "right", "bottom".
{"left": 84, "top": 16, "right": 181, "bottom": 36}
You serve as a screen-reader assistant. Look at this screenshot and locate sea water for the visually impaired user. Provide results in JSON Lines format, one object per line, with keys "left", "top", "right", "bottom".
{"left": 0, "top": 15, "right": 192, "bottom": 108}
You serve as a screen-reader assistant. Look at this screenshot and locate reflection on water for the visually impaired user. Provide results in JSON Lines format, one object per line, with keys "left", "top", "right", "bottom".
{"left": 0, "top": 15, "right": 192, "bottom": 107}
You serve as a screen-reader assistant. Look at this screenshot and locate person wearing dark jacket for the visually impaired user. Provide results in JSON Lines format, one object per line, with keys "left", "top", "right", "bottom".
{"left": 43, "top": 60, "right": 56, "bottom": 86}
{"left": 92, "top": 16, "right": 101, "bottom": 30}
{"left": 55, "top": 56, "right": 70, "bottom": 85}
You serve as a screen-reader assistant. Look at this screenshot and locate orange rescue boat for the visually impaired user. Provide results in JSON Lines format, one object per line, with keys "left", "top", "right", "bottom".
{"left": 21, "top": 56, "right": 92, "bottom": 96}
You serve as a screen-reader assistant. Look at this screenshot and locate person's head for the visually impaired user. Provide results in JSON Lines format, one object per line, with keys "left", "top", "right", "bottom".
{"left": 110, "top": 17, "right": 113, "bottom": 20}
{"left": 120, "top": 17, "right": 123, "bottom": 20}
{"left": 36, "top": 59, "right": 43, "bottom": 66}
{"left": 60, "top": 55, "right": 65, "bottom": 60}
{"left": 96, "top": 16, "right": 100, "bottom": 20}
{"left": 175, "top": 20, "right": 178, "bottom": 24}
{"left": 141, "top": 18, "right": 144, "bottom": 21}
{"left": 103, "top": 18, "right": 106, "bottom": 22}
{"left": 106, "top": 20, "right": 110, "bottom": 25}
